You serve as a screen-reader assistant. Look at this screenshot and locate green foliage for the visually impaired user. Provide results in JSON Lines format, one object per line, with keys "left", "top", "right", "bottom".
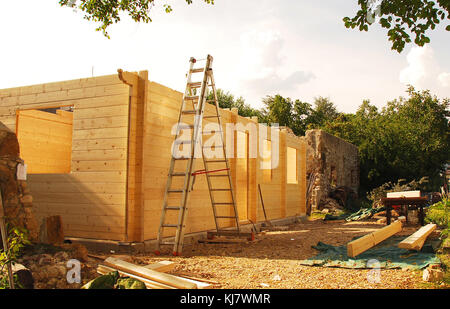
{"left": 425, "top": 194, "right": 450, "bottom": 238}
{"left": 344, "top": 0, "right": 450, "bottom": 53}
{"left": 0, "top": 224, "right": 31, "bottom": 289}
{"left": 82, "top": 271, "right": 147, "bottom": 289}
{"left": 323, "top": 87, "right": 449, "bottom": 193}
{"left": 207, "top": 89, "right": 262, "bottom": 119}
{"left": 261, "top": 95, "right": 293, "bottom": 127}
{"left": 59, "top": 0, "right": 214, "bottom": 38}
{"left": 367, "top": 177, "right": 430, "bottom": 207}
{"left": 260, "top": 95, "right": 337, "bottom": 136}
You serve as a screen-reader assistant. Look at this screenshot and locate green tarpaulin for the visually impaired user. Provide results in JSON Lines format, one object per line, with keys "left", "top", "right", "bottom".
{"left": 299, "top": 236, "right": 440, "bottom": 270}
{"left": 324, "top": 207, "right": 386, "bottom": 222}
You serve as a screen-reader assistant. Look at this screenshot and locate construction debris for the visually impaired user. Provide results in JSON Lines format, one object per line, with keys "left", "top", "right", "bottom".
{"left": 423, "top": 266, "right": 444, "bottom": 282}
{"left": 198, "top": 237, "right": 252, "bottom": 244}
{"left": 39, "top": 215, "right": 64, "bottom": 245}
{"left": 97, "top": 257, "right": 212, "bottom": 289}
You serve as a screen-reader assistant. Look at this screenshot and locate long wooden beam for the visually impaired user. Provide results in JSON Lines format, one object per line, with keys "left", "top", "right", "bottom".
{"left": 398, "top": 223, "right": 436, "bottom": 251}
{"left": 144, "top": 260, "right": 175, "bottom": 272}
{"left": 97, "top": 265, "right": 176, "bottom": 289}
{"left": 103, "top": 257, "right": 197, "bottom": 289}
{"left": 347, "top": 221, "right": 402, "bottom": 258}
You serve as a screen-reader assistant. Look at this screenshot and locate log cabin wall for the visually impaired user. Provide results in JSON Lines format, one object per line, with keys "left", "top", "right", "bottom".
{"left": 138, "top": 77, "right": 307, "bottom": 241}
{"left": 0, "top": 70, "right": 306, "bottom": 243}
{"left": 0, "top": 74, "right": 131, "bottom": 241}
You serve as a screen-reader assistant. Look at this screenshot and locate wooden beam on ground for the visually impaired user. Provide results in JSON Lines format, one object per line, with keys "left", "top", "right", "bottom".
{"left": 103, "top": 257, "right": 197, "bottom": 289}
{"left": 98, "top": 264, "right": 211, "bottom": 289}
{"left": 173, "top": 272, "right": 219, "bottom": 284}
{"left": 97, "top": 265, "right": 175, "bottom": 289}
{"left": 347, "top": 221, "right": 402, "bottom": 258}
{"left": 198, "top": 237, "right": 249, "bottom": 244}
{"left": 398, "top": 224, "right": 437, "bottom": 251}
{"left": 144, "top": 261, "right": 175, "bottom": 272}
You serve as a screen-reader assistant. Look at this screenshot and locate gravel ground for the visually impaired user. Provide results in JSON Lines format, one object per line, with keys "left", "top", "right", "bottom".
{"left": 128, "top": 219, "right": 446, "bottom": 289}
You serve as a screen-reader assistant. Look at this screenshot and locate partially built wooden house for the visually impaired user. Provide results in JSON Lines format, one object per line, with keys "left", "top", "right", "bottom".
{"left": 0, "top": 70, "right": 306, "bottom": 244}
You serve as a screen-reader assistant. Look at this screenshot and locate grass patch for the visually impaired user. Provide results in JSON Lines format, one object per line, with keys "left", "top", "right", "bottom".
{"left": 309, "top": 212, "right": 326, "bottom": 220}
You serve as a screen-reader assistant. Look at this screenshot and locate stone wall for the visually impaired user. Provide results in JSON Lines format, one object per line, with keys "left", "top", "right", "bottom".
{"left": 305, "top": 129, "right": 359, "bottom": 212}
{"left": 0, "top": 122, "right": 38, "bottom": 242}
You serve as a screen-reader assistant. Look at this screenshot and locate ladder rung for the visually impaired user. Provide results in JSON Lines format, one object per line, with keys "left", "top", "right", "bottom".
{"left": 160, "top": 242, "right": 176, "bottom": 246}
{"left": 212, "top": 202, "right": 234, "bottom": 205}
{"left": 188, "top": 82, "right": 202, "bottom": 88}
{"left": 168, "top": 189, "right": 184, "bottom": 193}
{"left": 210, "top": 189, "right": 231, "bottom": 191}
{"left": 203, "top": 115, "right": 220, "bottom": 119}
{"left": 190, "top": 68, "right": 204, "bottom": 73}
{"left": 182, "top": 110, "right": 197, "bottom": 115}
{"left": 174, "top": 140, "right": 192, "bottom": 145}
{"left": 185, "top": 96, "right": 199, "bottom": 101}
{"left": 173, "top": 157, "right": 189, "bottom": 161}
{"left": 171, "top": 172, "right": 187, "bottom": 176}
{"left": 165, "top": 206, "right": 182, "bottom": 210}
{"left": 215, "top": 216, "right": 237, "bottom": 219}
{"left": 162, "top": 224, "right": 179, "bottom": 228}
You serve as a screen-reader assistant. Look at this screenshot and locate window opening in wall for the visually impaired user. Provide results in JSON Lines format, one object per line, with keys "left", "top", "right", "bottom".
{"left": 287, "top": 147, "right": 298, "bottom": 184}
{"left": 16, "top": 106, "right": 73, "bottom": 174}
{"left": 262, "top": 139, "right": 272, "bottom": 183}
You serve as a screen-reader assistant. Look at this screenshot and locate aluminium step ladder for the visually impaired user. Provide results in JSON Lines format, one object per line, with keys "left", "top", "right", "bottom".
{"left": 155, "top": 55, "right": 252, "bottom": 256}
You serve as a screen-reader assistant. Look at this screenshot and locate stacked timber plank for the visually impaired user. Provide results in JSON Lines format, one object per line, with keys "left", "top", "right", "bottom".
{"left": 97, "top": 257, "right": 211, "bottom": 289}
{"left": 347, "top": 221, "right": 403, "bottom": 258}
{"left": 398, "top": 224, "right": 437, "bottom": 251}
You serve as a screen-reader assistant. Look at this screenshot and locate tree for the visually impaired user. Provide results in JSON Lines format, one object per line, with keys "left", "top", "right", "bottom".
{"left": 291, "top": 100, "right": 313, "bottom": 136}
{"left": 344, "top": 0, "right": 450, "bottom": 53}
{"left": 207, "top": 89, "right": 261, "bottom": 119}
{"left": 261, "top": 95, "right": 293, "bottom": 127}
{"left": 59, "top": 0, "right": 214, "bottom": 38}
{"left": 307, "top": 96, "right": 339, "bottom": 129}
{"left": 323, "top": 87, "right": 450, "bottom": 192}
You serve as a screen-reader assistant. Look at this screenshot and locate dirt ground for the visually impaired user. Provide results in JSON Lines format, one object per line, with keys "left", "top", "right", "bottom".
{"left": 103, "top": 218, "right": 447, "bottom": 289}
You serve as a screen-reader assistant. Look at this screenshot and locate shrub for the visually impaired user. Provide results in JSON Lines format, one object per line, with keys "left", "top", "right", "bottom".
{"left": 425, "top": 196, "right": 450, "bottom": 238}
{"left": 367, "top": 177, "right": 429, "bottom": 207}
{"left": 0, "top": 224, "right": 31, "bottom": 289}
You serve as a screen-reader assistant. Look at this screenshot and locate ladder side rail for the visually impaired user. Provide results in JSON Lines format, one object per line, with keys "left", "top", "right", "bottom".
{"left": 173, "top": 56, "right": 212, "bottom": 253}
{"left": 208, "top": 70, "right": 241, "bottom": 232}
{"left": 156, "top": 58, "right": 196, "bottom": 250}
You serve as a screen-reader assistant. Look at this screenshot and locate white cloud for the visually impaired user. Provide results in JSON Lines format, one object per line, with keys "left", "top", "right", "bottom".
{"left": 399, "top": 46, "right": 450, "bottom": 90}
{"left": 236, "top": 30, "right": 315, "bottom": 106}
{"left": 399, "top": 46, "right": 437, "bottom": 87}
{"left": 438, "top": 72, "right": 450, "bottom": 88}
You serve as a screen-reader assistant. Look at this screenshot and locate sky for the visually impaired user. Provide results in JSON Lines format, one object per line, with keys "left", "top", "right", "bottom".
{"left": 0, "top": 0, "right": 449, "bottom": 113}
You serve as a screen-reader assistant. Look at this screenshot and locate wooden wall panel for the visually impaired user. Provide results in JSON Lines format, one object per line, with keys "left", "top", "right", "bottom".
{"left": 0, "top": 74, "right": 130, "bottom": 241}
{"left": 141, "top": 81, "right": 307, "bottom": 241}
{"left": 17, "top": 110, "right": 73, "bottom": 174}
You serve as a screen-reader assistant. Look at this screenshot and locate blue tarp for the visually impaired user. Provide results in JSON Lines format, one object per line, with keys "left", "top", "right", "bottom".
{"left": 299, "top": 236, "right": 441, "bottom": 270}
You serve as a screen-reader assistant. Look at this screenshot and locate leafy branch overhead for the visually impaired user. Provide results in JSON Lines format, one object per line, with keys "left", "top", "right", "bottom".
{"left": 344, "top": 0, "right": 449, "bottom": 53}
{"left": 59, "top": 0, "right": 214, "bottom": 38}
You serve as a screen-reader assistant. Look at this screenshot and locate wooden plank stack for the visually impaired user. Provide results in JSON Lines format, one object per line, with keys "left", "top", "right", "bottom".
{"left": 347, "top": 220, "right": 403, "bottom": 258}
{"left": 96, "top": 257, "right": 211, "bottom": 289}
{"left": 398, "top": 223, "right": 437, "bottom": 251}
